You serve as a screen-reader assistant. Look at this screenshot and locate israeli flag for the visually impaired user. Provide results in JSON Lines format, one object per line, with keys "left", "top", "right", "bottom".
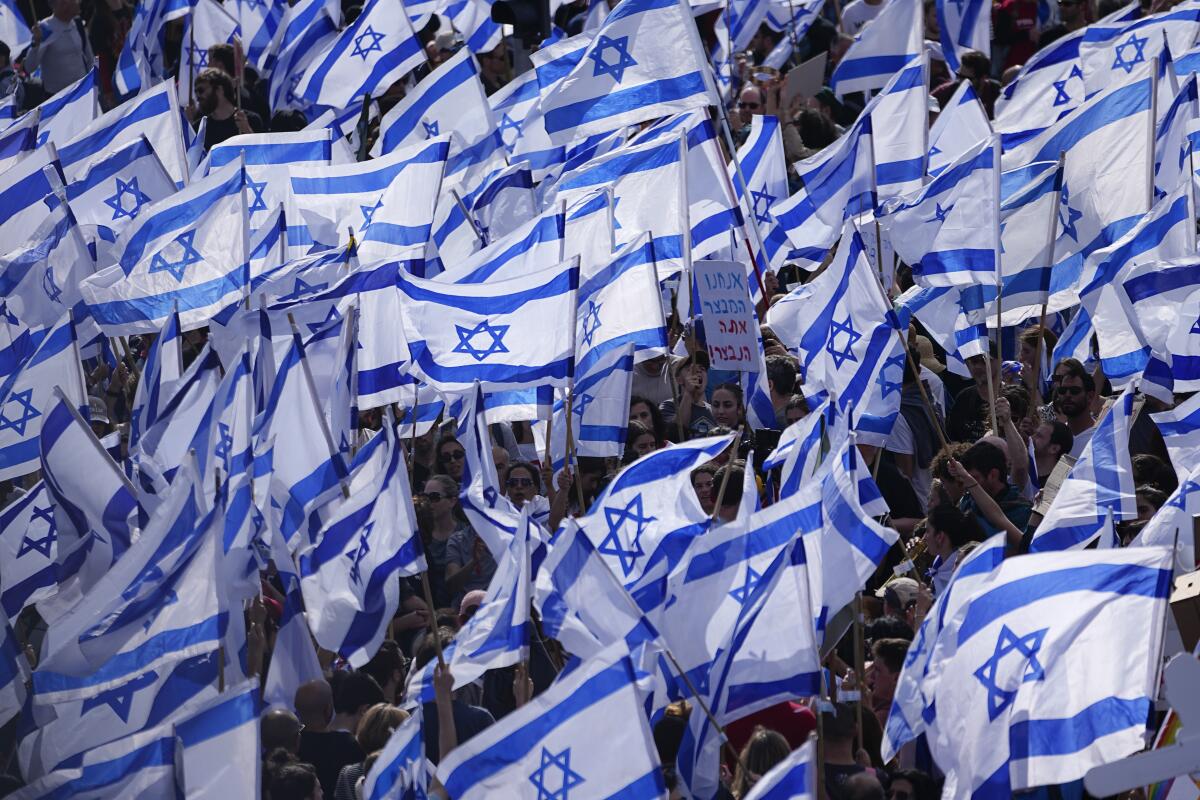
{"left": 928, "top": 81, "right": 992, "bottom": 176}
{"left": 732, "top": 114, "right": 792, "bottom": 274}
{"left": 1155, "top": 75, "right": 1198, "bottom": 201}
{"left": 175, "top": 680, "right": 261, "bottom": 800}
{"left": 300, "top": 421, "right": 426, "bottom": 667}
{"left": 886, "top": 136, "right": 1000, "bottom": 288}
{"left": 0, "top": 618, "right": 28, "bottom": 731}
{"left": 1030, "top": 388, "right": 1139, "bottom": 552}
{"left": 395, "top": 259, "right": 580, "bottom": 393}
{"left": 1079, "top": 5, "right": 1200, "bottom": 96}
{"left": 239, "top": 0, "right": 285, "bottom": 71}
{"left": 129, "top": 309, "right": 182, "bottom": 451}
{"left": 0, "top": 481, "right": 58, "bottom": 623}
{"left": 0, "top": 200, "right": 93, "bottom": 332}
{"left": 14, "top": 723, "right": 178, "bottom": 798}
{"left": 371, "top": 47, "right": 503, "bottom": 184}
{"left": 362, "top": 707, "right": 429, "bottom": 800}
{"left": 79, "top": 160, "right": 249, "bottom": 335}
{"left": 1133, "top": 460, "right": 1200, "bottom": 574}
{"left": 0, "top": 315, "right": 86, "bottom": 482}
{"left": 743, "top": 739, "right": 816, "bottom": 800}
{"left": 992, "top": 160, "right": 1064, "bottom": 325}
{"left": 178, "top": 0, "right": 241, "bottom": 106}
{"left": 58, "top": 81, "right": 188, "bottom": 188}
{"left": 881, "top": 533, "right": 1007, "bottom": 762}
{"left": 1129, "top": 259, "right": 1200, "bottom": 393}
{"left": 0, "top": 149, "right": 59, "bottom": 254}
{"left": 576, "top": 234, "right": 668, "bottom": 377}
{"left": 403, "top": 506, "right": 533, "bottom": 705}
{"left": 936, "top": 0, "right": 990, "bottom": 74}
{"left": 288, "top": 136, "right": 448, "bottom": 257}
{"left": 267, "top": 0, "right": 342, "bottom": 112}
{"left": 830, "top": 0, "right": 923, "bottom": 97}
{"left": 926, "top": 547, "right": 1171, "bottom": 797}
{"left": 568, "top": 344, "right": 636, "bottom": 460}
{"left": 34, "top": 68, "right": 99, "bottom": 149}
{"left": 59, "top": 135, "right": 176, "bottom": 252}
{"left": 262, "top": 517, "right": 323, "bottom": 711}
{"left": 114, "top": 0, "right": 191, "bottom": 95}
{"left": 0, "top": 0, "right": 30, "bottom": 51}
{"left": 436, "top": 641, "right": 666, "bottom": 799}
{"left": 1152, "top": 390, "right": 1200, "bottom": 484}
{"left": 298, "top": 0, "right": 425, "bottom": 110}
{"left": 539, "top": 0, "right": 718, "bottom": 141}
{"left": 428, "top": 162, "right": 537, "bottom": 270}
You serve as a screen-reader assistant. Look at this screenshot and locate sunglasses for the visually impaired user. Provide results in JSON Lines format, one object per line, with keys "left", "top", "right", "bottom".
{"left": 1056, "top": 386, "right": 1084, "bottom": 396}
{"left": 442, "top": 450, "right": 465, "bottom": 461}
{"left": 507, "top": 477, "right": 534, "bottom": 488}
{"left": 738, "top": 101, "right": 761, "bottom": 109}
{"left": 423, "top": 492, "right": 447, "bottom": 502}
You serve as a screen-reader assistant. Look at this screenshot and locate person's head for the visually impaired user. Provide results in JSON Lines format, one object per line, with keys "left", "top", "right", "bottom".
{"left": 293, "top": 680, "right": 333, "bottom": 730}
{"left": 965, "top": 351, "right": 998, "bottom": 394}
{"left": 1032, "top": 420, "right": 1072, "bottom": 464}
{"left": 459, "top": 590, "right": 486, "bottom": 625}
{"left": 629, "top": 395, "right": 665, "bottom": 443}
{"left": 820, "top": 702, "right": 857, "bottom": 745}
{"left": 960, "top": 440, "right": 1009, "bottom": 495}
{"left": 956, "top": 50, "right": 991, "bottom": 88}
{"left": 261, "top": 708, "right": 303, "bottom": 755}
{"left": 421, "top": 475, "right": 458, "bottom": 522}
{"left": 361, "top": 640, "right": 408, "bottom": 704}
{"left": 711, "top": 382, "right": 746, "bottom": 429}
{"left": 1057, "top": 0, "right": 1086, "bottom": 24}
{"left": 195, "top": 68, "right": 236, "bottom": 115}
{"left": 1136, "top": 485, "right": 1167, "bottom": 523}
{"left": 922, "top": 0, "right": 938, "bottom": 37}
{"left": 51, "top": 0, "right": 80, "bottom": 21}
{"left": 413, "top": 626, "right": 457, "bottom": 671}
{"left": 785, "top": 394, "right": 808, "bottom": 425}
{"left": 355, "top": 703, "right": 408, "bottom": 754}
{"left": 737, "top": 84, "right": 765, "bottom": 126}
{"left": 866, "top": 638, "right": 908, "bottom": 706}
{"left": 875, "top": 578, "right": 919, "bottom": 619}
{"left": 575, "top": 456, "right": 609, "bottom": 505}
{"left": 674, "top": 351, "right": 710, "bottom": 397}
{"left": 730, "top": 727, "right": 790, "bottom": 798}
{"left": 0, "top": 41, "right": 10, "bottom": 69}
{"left": 271, "top": 109, "right": 309, "bottom": 132}
{"left": 88, "top": 395, "right": 111, "bottom": 437}
{"left": 691, "top": 463, "right": 718, "bottom": 514}
{"left": 712, "top": 461, "right": 745, "bottom": 521}
{"left": 924, "top": 504, "right": 984, "bottom": 558}
{"left": 268, "top": 761, "right": 322, "bottom": 800}
{"left": 765, "top": 354, "right": 798, "bottom": 401}
{"left": 207, "top": 42, "right": 236, "bottom": 76}
{"left": 794, "top": 108, "right": 837, "bottom": 150}
{"left": 1052, "top": 358, "right": 1095, "bottom": 420}
{"left": 845, "top": 773, "right": 886, "bottom": 800}
{"left": 1000, "top": 384, "right": 1030, "bottom": 427}
{"left": 1132, "top": 453, "right": 1178, "bottom": 495}
{"left": 503, "top": 461, "right": 541, "bottom": 508}
{"left": 888, "top": 769, "right": 938, "bottom": 800}
{"left": 624, "top": 420, "right": 658, "bottom": 463}
{"left": 333, "top": 671, "right": 385, "bottom": 724}
{"left": 491, "top": 445, "right": 510, "bottom": 478}
{"left": 930, "top": 441, "right": 972, "bottom": 498}
{"left": 865, "top": 614, "right": 914, "bottom": 644}
{"left": 1018, "top": 326, "right": 1058, "bottom": 371}
{"left": 435, "top": 436, "right": 467, "bottom": 480}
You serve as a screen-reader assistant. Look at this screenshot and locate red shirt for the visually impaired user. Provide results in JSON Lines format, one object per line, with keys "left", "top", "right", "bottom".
{"left": 722, "top": 701, "right": 818, "bottom": 770}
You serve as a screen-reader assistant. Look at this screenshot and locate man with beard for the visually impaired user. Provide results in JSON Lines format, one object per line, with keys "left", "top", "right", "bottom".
{"left": 190, "top": 68, "right": 264, "bottom": 150}
{"left": 1051, "top": 358, "right": 1096, "bottom": 458}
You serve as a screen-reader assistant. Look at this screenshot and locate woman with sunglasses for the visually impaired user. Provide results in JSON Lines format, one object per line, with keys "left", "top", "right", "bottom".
{"left": 435, "top": 436, "right": 467, "bottom": 483}
{"left": 420, "top": 474, "right": 480, "bottom": 610}
{"left": 504, "top": 461, "right": 574, "bottom": 532}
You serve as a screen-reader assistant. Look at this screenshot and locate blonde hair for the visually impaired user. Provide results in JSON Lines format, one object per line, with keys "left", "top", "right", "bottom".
{"left": 355, "top": 704, "right": 409, "bottom": 754}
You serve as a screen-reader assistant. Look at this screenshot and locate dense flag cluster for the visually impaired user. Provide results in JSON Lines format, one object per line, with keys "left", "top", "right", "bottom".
{"left": 0, "top": 0, "right": 1198, "bottom": 795}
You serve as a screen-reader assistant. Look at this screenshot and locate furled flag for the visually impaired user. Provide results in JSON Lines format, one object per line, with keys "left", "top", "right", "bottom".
{"left": 428, "top": 162, "right": 537, "bottom": 268}
{"left": 267, "top": 0, "right": 342, "bottom": 112}
{"left": 936, "top": 0, "right": 990, "bottom": 74}
{"left": 0, "top": 314, "right": 86, "bottom": 482}
{"left": 395, "top": 259, "right": 580, "bottom": 393}
{"left": 0, "top": 482, "right": 59, "bottom": 623}
{"left": 300, "top": 421, "right": 426, "bottom": 666}
{"left": 732, "top": 114, "right": 793, "bottom": 275}
{"left": 539, "top": 0, "right": 718, "bottom": 141}
{"left": 79, "top": 160, "right": 249, "bottom": 335}
{"left": 239, "top": 0, "right": 285, "bottom": 72}
{"left": 1155, "top": 75, "right": 1198, "bottom": 201}
{"left": 926, "top": 547, "right": 1172, "bottom": 797}
{"left": 297, "top": 0, "right": 425, "bottom": 110}
{"left": 0, "top": 199, "right": 93, "bottom": 331}
{"left": 886, "top": 136, "right": 1001, "bottom": 288}
{"left": 830, "top": 0, "right": 923, "bottom": 97}
{"left": 436, "top": 641, "right": 666, "bottom": 799}
{"left": 992, "top": 159, "right": 1063, "bottom": 325}
{"left": 113, "top": 0, "right": 190, "bottom": 95}
{"left": 178, "top": 0, "right": 240, "bottom": 106}
{"left": 362, "top": 707, "right": 429, "bottom": 800}
{"left": 371, "top": 46, "right": 502, "bottom": 184}
{"left": 174, "top": 679, "right": 261, "bottom": 800}
{"left": 0, "top": 149, "right": 60, "bottom": 254}
{"left": 1030, "top": 388, "right": 1139, "bottom": 551}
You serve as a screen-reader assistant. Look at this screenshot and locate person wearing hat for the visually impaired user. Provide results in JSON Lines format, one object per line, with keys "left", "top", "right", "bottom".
{"left": 875, "top": 577, "right": 920, "bottom": 619}
{"left": 87, "top": 395, "right": 112, "bottom": 438}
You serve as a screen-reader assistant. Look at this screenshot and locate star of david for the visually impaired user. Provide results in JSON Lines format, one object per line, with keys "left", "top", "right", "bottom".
{"left": 1191, "top": 318, "right": 1200, "bottom": 335}
{"left": 1058, "top": 183, "right": 1082, "bottom": 242}
{"left": 80, "top": 669, "right": 159, "bottom": 723}
{"left": 1052, "top": 65, "right": 1083, "bottom": 107}
{"left": 351, "top": 25, "right": 385, "bottom": 60}
{"left": 346, "top": 522, "right": 373, "bottom": 586}
{"left": 948, "top": 0, "right": 965, "bottom": 11}
{"left": 729, "top": 565, "right": 762, "bottom": 605}
{"left": 588, "top": 35, "right": 638, "bottom": 83}
{"left": 242, "top": 0, "right": 265, "bottom": 11}
{"left": 185, "top": 44, "right": 208, "bottom": 70}
{"left": 104, "top": 176, "right": 151, "bottom": 221}
{"left": 421, "top": 119, "right": 440, "bottom": 138}
{"left": 1169, "top": 479, "right": 1200, "bottom": 510}
{"left": 580, "top": 300, "right": 603, "bottom": 347}
{"left": 750, "top": 188, "right": 776, "bottom": 225}
{"left": 1112, "top": 33, "right": 1148, "bottom": 74}
{"left": 278, "top": 276, "right": 328, "bottom": 303}
{"left": 498, "top": 113, "right": 523, "bottom": 153}
{"left": 360, "top": 199, "right": 383, "bottom": 231}
{"left": 876, "top": 352, "right": 906, "bottom": 398}
{"left": 17, "top": 505, "right": 57, "bottom": 559}
{"left": 453, "top": 320, "right": 510, "bottom": 362}
{"left": 149, "top": 230, "right": 203, "bottom": 282}
{"left": 246, "top": 176, "right": 268, "bottom": 215}
{"left": 214, "top": 422, "right": 234, "bottom": 471}
{"left": 932, "top": 202, "right": 952, "bottom": 223}
{"left": 43, "top": 266, "right": 62, "bottom": 303}
{"left": 0, "top": 389, "right": 41, "bottom": 436}
{"left": 306, "top": 306, "right": 341, "bottom": 335}
{"left": 973, "top": 624, "right": 1049, "bottom": 720}
{"left": 482, "top": 485, "right": 499, "bottom": 508}
{"left": 528, "top": 746, "right": 585, "bottom": 800}
{"left": 928, "top": 144, "right": 942, "bottom": 160}
{"left": 826, "top": 316, "right": 862, "bottom": 370}
{"left": 598, "top": 494, "right": 655, "bottom": 576}
{"left": 573, "top": 392, "right": 595, "bottom": 418}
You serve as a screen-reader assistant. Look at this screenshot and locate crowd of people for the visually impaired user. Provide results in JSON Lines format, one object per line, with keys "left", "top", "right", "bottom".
{"left": 0, "top": 0, "right": 1195, "bottom": 794}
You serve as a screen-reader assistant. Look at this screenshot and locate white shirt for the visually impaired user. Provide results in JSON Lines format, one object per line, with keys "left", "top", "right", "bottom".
{"left": 840, "top": 0, "right": 887, "bottom": 34}
{"left": 885, "top": 413, "right": 931, "bottom": 512}
{"left": 1068, "top": 425, "right": 1094, "bottom": 460}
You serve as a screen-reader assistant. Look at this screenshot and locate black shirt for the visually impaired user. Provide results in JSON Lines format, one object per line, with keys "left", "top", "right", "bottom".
{"left": 421, "top": 700, "right": 495, "bottom": 764}
{"left": 946, "top": 384, "right": 988, "bottom": 443}
{"left": 202, "top": 109, "right": 266, "bottom": 151}
{"left": 298, "top": 729, "right": 364, "bottom": 797}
